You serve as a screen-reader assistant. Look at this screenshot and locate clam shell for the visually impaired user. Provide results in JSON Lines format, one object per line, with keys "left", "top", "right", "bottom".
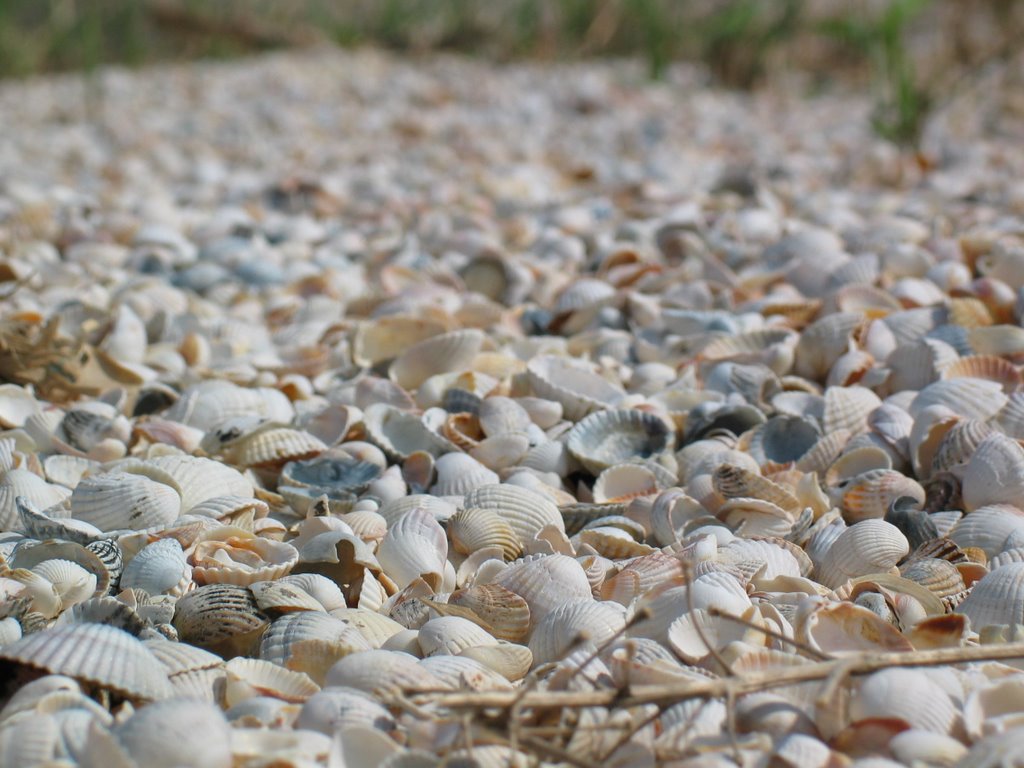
{"left": 815, "top": 519, "right": 909, "bottom": 589}
{"left": 850, "top": 668, "right": 958, "bottom": 734}
{"left": 448, "top": 507, "right": 522, "bottom": 562}
{"left": 491, "top": 554, "right": 593, "bottom": 629}
{"left": 526, "top": 355, "right": 625, "bottom": 421}
{"left": 956, "top": 561, "right": 1024, "bottom": 629}
{"left": 363, "top": 403, "right": 456, "bottom": 461}
{"left": 172, "top": 583, "right": 269, "bottom": 658}
{"left": 389, "top": 329, "right": 484, "bottom": 391}
{"left": 70, "top": 471, "right": 180, "bottom": 532}
{"left": 120, "top": 538, "right": 193, "bottom": 597}
{"left": 567, "top": 408, "right": 674, "bottom": 475}
{"left": 462, "top": 484, "right": 565, "bottom": 542}
{"left": 165, "top": 381, "right": 293, "bottom": 432}
{"left": 430, "top": 452, "right": 499, "bottom": 496}
{"left": 962, "top": 433, "right": 1024, "bottom": 512}
{"left": 909, "top": 377, "right": 1008, "bottom": 422}
{"left": 529, "top": 600, "right": 627, "bottom": 666}
{"left": 0, "top": 623, "right": 172, "bottom": 700}
{"left": 592, "top": 463, "right": 665, "bottom": 504}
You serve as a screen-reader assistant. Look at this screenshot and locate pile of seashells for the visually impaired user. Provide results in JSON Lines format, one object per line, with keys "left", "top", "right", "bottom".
{"left": 1, "top": 48, "right": 1024, "bottom": 767}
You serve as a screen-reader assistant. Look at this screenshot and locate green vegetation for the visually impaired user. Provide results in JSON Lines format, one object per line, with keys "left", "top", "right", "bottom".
{"left": 0, "top": 1, "right": 1019, "bottom": 148}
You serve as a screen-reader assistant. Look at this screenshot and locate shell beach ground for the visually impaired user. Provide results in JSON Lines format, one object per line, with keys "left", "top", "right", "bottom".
{"left": 2, "top": 37, "right": 1024, "bottom": 768}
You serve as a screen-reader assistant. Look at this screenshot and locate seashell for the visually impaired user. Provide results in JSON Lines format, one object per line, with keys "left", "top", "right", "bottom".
{"left": 141, "top": 454, "right": 253, "bottom": 515}
{"left": 815, "top": 519, "right": 909, "bottom": 589}
{"left": 443, "top": 584, "right": 531, "bottom": 642}
{"left": 478, "top": 397, "right": 533, "bottom": 437}
{"left": 0, "top": 623, "right": 172, "bottom": 701}
{"left": 526, "top": 355, "right": 625, "bottom": 421}
{"left": 909, "top": 377, "right": 1008, "bottom": 422}
{"left": 29, "top": 559, "right": 97, "bottom": 610}
{"left": 43, "top": 453, "right": 98, "bottom": 489}
{"left": 491, "top": 554, "right": 593, "bottom": 629}
{"left": 324, "top": 649, "right": 446, "bottom": 694}
{"left": 353, "top": 316, "right": 448, "bottom": 367}
{"left": 280, "top": 455, "right": 381, "bottom": 494}
{"left": 10, "top": 538, "right": 111, "bottom": 596}
{"left": 363, "top": 404, "right": 455, "bottom": 461}
{"left": 418, "top": 654, "right": 513, "bottom": 691}
{"left": 794, "top": 312, "right": 865, "bottom": 380}
{"left": 389, "top": 329, "right": 484, "bottom": 391}
{"left": 296, "top": 688, "right": 397, "bottom": 737}
{"left": 956, "top": 562, "right": 1024, "bottom": 629}
{"left": 0, "top": 384, "right": 42, "bottom": 429}
{"left": 962, "top": 434, "right": 1024, "bottom": 512}
{"left": 456, "top": 643, "right": 532, "bottom": 683}
{"left": 191, "top": 528, "right": 298, "bottom": 586}
{"left": 164, "top": 381, "right": 293, "bottom": 432}
{"left": 440, "top": 412, "right": 483, "bottom": 450}
{"left": 840, "top": 469, "right": 925, "bottom": 523}
{"left": 825, "top": 446, "right": 892, "bottom": 487}
{"left": 470, "top": 432, "right": 531, "bottom": 471}
{"left": 106, "top": 698, "right": 232, "bottom": 768}
{"left": 943, "top": 354, "right": 1022, "bottom": 392}
{"left": 188, "top": 495, "right": 269, "bottom": 526}
{"left": 900, "top": 558, "right": 968, "bottom": 610}
{"left": 120, "top": 538, "right": 193, "bottom": 597}
{"left": 884, "top": 498, "right": 940, "bottom": 551}
{"left": 567, "top": 408, "right": 674, "bottom": 476}
{"left": 850, "top": 668, "right": 958, "bottom": 734}
{"left": 448, "top": 506, "right": 522, "bottom": 562}
{"left": 797, "top": 600, "right": 914, "bottom": 655}
{"left": 823, "top": 385, "right": 882, "bottom": 436}
{"left": 417, "top": 616, "right": 498, "bottom": 657}
{"left": 69, "top": 471, "right": 180, "bottom": 532}
{"left": 172, "top": 583, "right": 269, "bottom": 658}
{"left": 222, "top": 657, "right": 319, "bottom": 706}
{"left": 376, "top": 508, "right": 448, "bottom": 591}
{"left": 429, "top": 452, "right": 499, "bottom": 496}
{"left": 0, "top": 469, "right": 71, "bottom": 530}
{"left": 962, "top": 677, "right": 1024, "bottom": 740}
{"left": 932, "top": 418, "right": 996, "bottom": 476}
{"left": 463, "top": 484, "right": 565, "bottom": 543}
{"left": 529, "top": 600, "right": 627, "bottom": 666}
{"left": 591, "top": 463, "right": 664, "bottom": 504}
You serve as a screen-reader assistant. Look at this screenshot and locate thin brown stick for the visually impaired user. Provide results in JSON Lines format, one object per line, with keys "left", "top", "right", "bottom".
{"left": 407, "top": 642, "right": 1024, "bottom": 710}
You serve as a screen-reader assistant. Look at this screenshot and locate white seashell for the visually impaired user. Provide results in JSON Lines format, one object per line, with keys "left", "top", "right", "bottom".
{"left": 389, "top": 329, "right": 484, "bottom": 391}
{"left": 463, "top": 484, "right": 565, "bottom": 543}
{"left": 429, "top": 452, "right": 499, "bottom": 496}
{"left": 528, "top": 600, "right": 626, "bottom": 666}
{"left": 295, "top": 688, "right": 397, "bottom": 737}
{"left": 814, "top": 519, "right": 909, "bottom": 589}
{"left": 469, "top": 433, "right": 531, "bottom": 471}
{"left": 139, "top": 454, "right": 253, "bottom": 515}
{"left": 30, "top": 559, "right": 97, "bottom": 610}
{"left": 526, "top": 355, "right": 626, "bottom": 421}
{"left": 957, "top": 562, "right": 1024, "bottom": 629}
{"left": 120, "top": 538, "right": 193, "bottom": 597}
{"left": 0, "top": 468, "right": 71, "bottom": 530}
{"left": 950, "top": 504, "right": 1024, "bottom": 557}
{"left": 376, "top": 508, "right": 448, "bottom": 591}
{"left": 324, "top": 649, "right": 446, "bottom": 694}
{"left": 363, "top": 403, "right": 455, "bottom": 461}
{"left": 191, "top": 528, "right": 298, "bottom": 586}
{"left": 418, "top": 655, "right": 513, "bottom": 691}
{"left": 962, "top": 434, "right": 1024, "bottom": 512}
{"left": 823, "top": 385, "right": 882, "bottom": 436}
{"left": 909, "top": 377, "right": 1008, "bottom": 422}
{"left": 223, "top": 657, "right": 320, "bottom": 706}
{"left": 0, "top": 624, "right": 172, "bottom": 701}
{"left": 417, "top": 616, "right": 498, "bottom": 657}
{"left": 107, "top": 699, "right": 232, "bottom": 768}
{"left": 567, "top": 408, "right": 674, "bottom": 475}
{"left": 491, "top": 554, "right": 592, "bottom": 629}
{"left": 850, "top": 668, "right": 958, "bottom": 734}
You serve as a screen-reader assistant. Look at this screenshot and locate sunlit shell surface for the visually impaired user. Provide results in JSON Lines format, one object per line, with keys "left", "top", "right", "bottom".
{"left": 1, "top": 42, "right": 1024, "bottom": 768}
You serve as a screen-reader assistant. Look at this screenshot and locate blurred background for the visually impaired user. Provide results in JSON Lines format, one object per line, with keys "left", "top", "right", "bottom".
{"left": 1, "top": 0, "right": 1022, "bottom": 146}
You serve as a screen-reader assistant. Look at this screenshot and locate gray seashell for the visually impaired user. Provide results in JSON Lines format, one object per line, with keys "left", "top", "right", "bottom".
{"left": 567, "top": 409, "right": 674, "bottom": 475}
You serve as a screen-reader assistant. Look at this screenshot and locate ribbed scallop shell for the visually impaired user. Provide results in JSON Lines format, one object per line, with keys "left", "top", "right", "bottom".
{"left": 191, "top": 529, "right": 299, "bottom": 586}
{"left": 592, "top": 463, "right": 665, "bottom": 503}
{"left": 448, "top": 507, "right": 522, "bottom": 561}
{"left": 850, "top": 668, "right": 958, "bottom": 734}
{"left": 389, "top": 329, "right": 485, "bottom": 391}
{"left": 462, "top": 484, "right": 565, "bottom": 542}
{"left": 418, "top": 654, "right": 513, "bottom": 691}
{"left": 491, "top": 554, "right": 593, "bottom": 629}
{"left": 712, "top": 464, "right": 800, "bottom": 512}
{"left": 353, "top": 316, "right": 447, "bottom": 367}
{"left": 815, "top": 519, "right": 909, "bottom": 589}
{"left": 295, "top": 688, "right": 397, "bottom": 736}
{"left": 943, "top": 354, "right": 1022, "bottom": 392}
{"left": 931, "top": 419, "right": 995, "bottom": 476}
{"left": 324, "top": 649, "right": 446, "bottom": 694}
{"left": 446, "top": 584, "right": 531, "bottom": 642}
{"left": 110, "top": 698, "right": 233, "bottom": 768}
{"left": 223, "top": 657, "right": 320, "bottom": 704}
{"left": 229, "top": 426, "right": 327, "bottom": 468}
{"left": 601, "top": 551, "right": 686, "bottom": 605}
{"left": 376, "top": 507, "right": 448, "bottom": 590}
{"left": 0, "top": 469, "right": 72, "bottom": 530}
{"left": 259, "top": 611, "right": 371, "bottom": 685}
{"left": 840, "top": 469, "right": 925, "bottom": 523}
{"left": 956, "top": 561, "right": 1024, "bottom": 629}
{"left": 0, "top": 623, "right": 172, "bottom": 700}
{"left": 417, "top": 616, "right": 498, "bottom": 657}
{"left": 172, "top": 583, "right": 269, "bottom": 657}
{"left": 567, "top": 408, "right": 674, "bottom": 476}
{"left": 363, "top": 403, "right": 456, "bottom": 461}
{"left": 528, "top": 600, "right": 626, "bottom": 666}
{"left": 143, "top": 454, "right": 253, "bottom": 514}
{"left": 823, "top": 385, "right": 882, "bottom": 436}
{"left": 165, "top": 381, "right": 293, "bottom": 431}
{"left": 909, "top": 377, "right": 1009, "bottom": 422}
{"left": 962, "top": 433, "right": 1024, "bottom": 512}
{"left": 899, "top": 558, "right": 968, "bottom": 609}
{"left": 526, "top": 355, "right": 625, "bottom": 421}
{"left": 120, "top": 538, "right": 193, "bottom": 597}
{"left": 70, "top": 471, "right": 180, "bottom": 532}
{"left": 430, "top": 452, "right": 499, "bottom": 496}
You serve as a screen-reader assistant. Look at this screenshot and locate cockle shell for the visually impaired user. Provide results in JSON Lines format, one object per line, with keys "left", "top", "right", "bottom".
{"left": 417, "top": 616, "right": 498, "bottom": 657}
{"left": 190, "top": 528, "right": 299, "bottom": 586}
{"left": 120, "top": 538, "right": 193, "bottom": 597}
{"left": 106, "top": 699, "right": 232, "bottom": 768}
{"left": 567, "top": 408, "right": 674, "bottom": 475}
{"left": 962, "top": 433, "right": 1024, "bottom": 512}
{"left": 430, "top": 452, "right": 498, "bottom": 496}
{"left": 463, "top": 484, "right": 565, "bottom": 543}
{"left": 0, "top": 623, "right": 173, "bottom": 700}
{"left": 69, "top": 471, "right": 180, "bottom": 532}
{"left": 172, "top": 583, "right": 269, "bottom": 658}
{"left": 389, "top": 329, "right": 484, "bottom": 391}
{"left": 526, "top": 355, "right": 625, "bottom": 421}
{"left": 529, "top": 600, "right": 627, "bottom": 666}
{"left": 448, "top": 506, "right": 522, "bottom": 561}
{"left": 850, "top": 668, "right": 958, "bottom": 735}
{"left": 376, "top": 508, "right": 448, "bottom": 591}
{"left": 362, "top": 404, "right": 455, "bottom": 461}
{"left": 815, "top": 519, "right": 909, "bottom": 589}
{"left": 0, "top": 468, "right": 71, "bottom": 530}
{"left": 324, "top": 649, "right": 446, "bottom": 694}
{"left": 956, "top": 562, "right": 1024, "bottom": 629}
{"left": 491, "top": 554, "right": 592, "bottom": 629}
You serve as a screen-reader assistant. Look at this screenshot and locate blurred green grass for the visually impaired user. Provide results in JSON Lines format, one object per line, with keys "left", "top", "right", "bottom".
{"left": 1, "top": 0, "right": 1021, "bottom": 147}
